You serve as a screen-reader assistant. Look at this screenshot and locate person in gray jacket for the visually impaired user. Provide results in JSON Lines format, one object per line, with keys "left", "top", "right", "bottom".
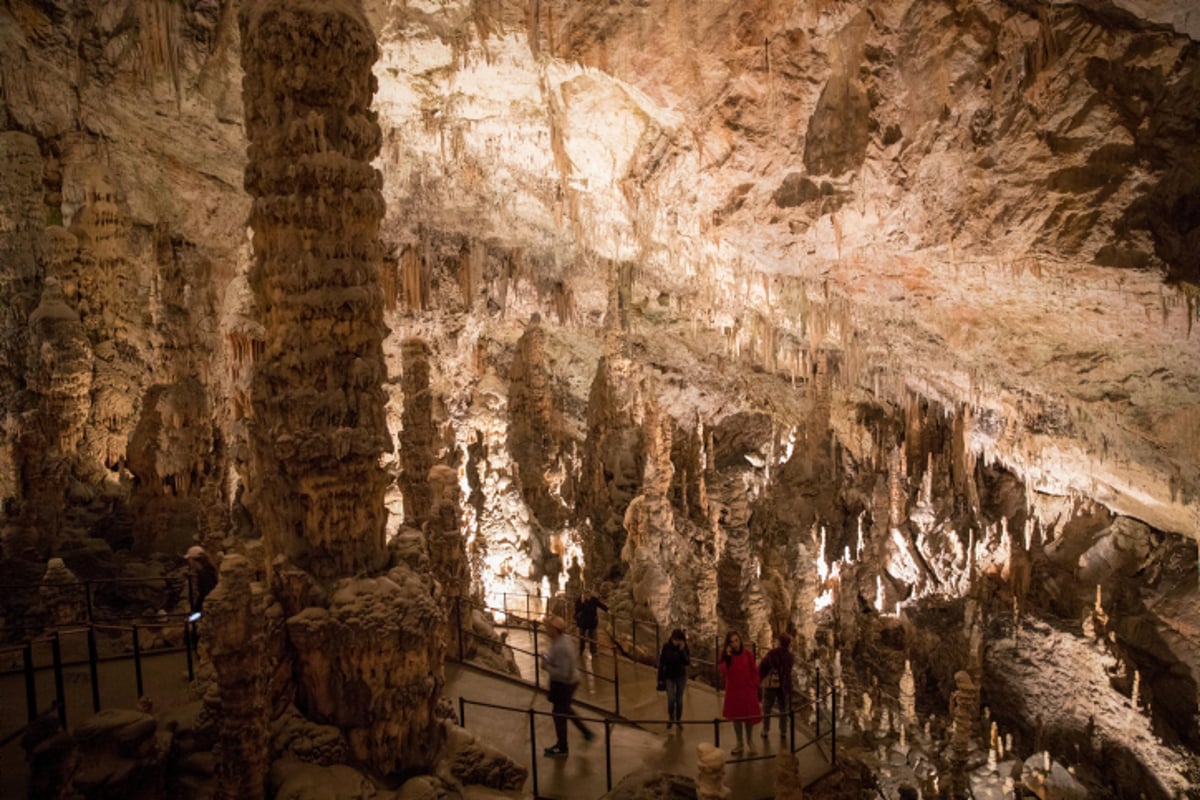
{"left": 541, "top": 614, "right": 594, "bottom": 756}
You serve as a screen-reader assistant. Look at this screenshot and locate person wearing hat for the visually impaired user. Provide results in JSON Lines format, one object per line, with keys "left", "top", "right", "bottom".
{"left": 657, "top": 628, "right": 690, "bottom": 730}
{"left": 758, "top": 631, "right": 795, "bottom": 740}
{"left": 541, "top": 614, "right": 594, "bottom": 756}
{"left": 186, "top": 546, "right": 218, "bottom": 616}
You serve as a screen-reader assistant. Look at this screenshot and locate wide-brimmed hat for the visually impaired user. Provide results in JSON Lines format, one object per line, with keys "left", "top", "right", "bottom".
{"left": 186, "top": 546, "right": 207, "bottom": 560}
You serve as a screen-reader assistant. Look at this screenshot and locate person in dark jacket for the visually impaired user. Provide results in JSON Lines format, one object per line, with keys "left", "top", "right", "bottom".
{"left": 657, "top": 628, "right": 690, "bottom": 729}
{"left": 758, "top": 631, "right": 795, "bottom": 739}
{"left": 573, "top": 591, "right": 608, "bottom": 656}
{"left": 186, "top": 546, "right": 218, "bottom": 615}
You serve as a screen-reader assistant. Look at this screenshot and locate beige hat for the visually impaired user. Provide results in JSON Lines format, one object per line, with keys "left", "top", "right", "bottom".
{"left": 186, "top": 546, "right": 206, "bottom": 560}
{"left": 543, "top": 614, "right": 567, "bottom": 632}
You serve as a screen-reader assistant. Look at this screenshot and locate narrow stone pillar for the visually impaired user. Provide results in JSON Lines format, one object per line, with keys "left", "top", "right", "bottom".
{"left": 203, "top": 554, "right": 268, "bottom": 800}
{"left": 400, "top": 337, "right": 434, "bottom": 524}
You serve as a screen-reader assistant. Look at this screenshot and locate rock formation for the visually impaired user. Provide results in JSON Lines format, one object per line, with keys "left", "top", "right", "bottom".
{"left": 237, "top": 0, "right": 445, "bottom": 782}
{"left": 240, "top": 0, "right": 391, "bottom": 579}
{"left": 1, "top": 0, "right": 1199, "bottom": 797}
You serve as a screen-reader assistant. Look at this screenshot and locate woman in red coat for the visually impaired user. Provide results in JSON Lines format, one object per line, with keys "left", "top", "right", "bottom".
{"left": 718, "top": 630, "right": 761, "bottom": 755}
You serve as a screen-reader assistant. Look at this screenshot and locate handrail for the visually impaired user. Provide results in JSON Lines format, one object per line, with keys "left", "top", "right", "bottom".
{"left": 461, "top": 593, "right": 733, "bottom": 690}
{"left": 0, "top": 617, "right": 198, "bottom": 734}
{"left": 457, "top": 685, "right": 838, "bottom": 798}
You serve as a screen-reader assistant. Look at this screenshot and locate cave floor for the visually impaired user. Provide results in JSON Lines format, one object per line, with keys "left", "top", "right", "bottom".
{"left": 0, "top": 634, "right": 832, "bottom": 800}
{"left": 457, "top": 628, "right": 832, "bottom": 798}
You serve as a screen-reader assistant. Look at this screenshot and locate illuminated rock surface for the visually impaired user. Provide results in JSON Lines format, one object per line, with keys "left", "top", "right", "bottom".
{"left": 0, "top": 0, "right": 1198, "bottom": 798}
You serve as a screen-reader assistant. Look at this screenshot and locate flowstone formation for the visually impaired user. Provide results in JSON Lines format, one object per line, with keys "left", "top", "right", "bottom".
{"left": 238, "top": 0, "right": 446, "bottom": 784}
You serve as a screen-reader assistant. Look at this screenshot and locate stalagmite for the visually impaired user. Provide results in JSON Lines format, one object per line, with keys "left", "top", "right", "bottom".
{"left": 240, "top": 0, "right": 391, "bottom": 579}
{"left": 400, "top": 337, "right": 434, "bottom": 524}
{"left": 239, "top": 0, "right": 444, "bottom": 778}
{"left": 696, "top": 742, "right": 731, "bottom": 800}
{"left": 203, "top": 554, "right": 269, "bottom": 800}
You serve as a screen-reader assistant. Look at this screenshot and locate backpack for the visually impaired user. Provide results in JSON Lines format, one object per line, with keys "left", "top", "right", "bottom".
{"left": 762, "top": 667, "right": 781, "bottom": 689}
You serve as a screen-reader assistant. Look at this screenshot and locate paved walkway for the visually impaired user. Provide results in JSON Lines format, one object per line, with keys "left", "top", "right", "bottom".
{"left": 460, "top": 626, "right": 831, "bottom": 799}
{"left": 0, "top": 625, "right": 831, "bottom": 800}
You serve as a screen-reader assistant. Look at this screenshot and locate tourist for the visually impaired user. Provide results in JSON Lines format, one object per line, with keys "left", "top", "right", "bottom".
{"left": 541, "top": 614, "right": 594, "bottom": 756}
{"left": 573, "top": 590, "right": 608, "bottom": 657}
{"left": 186, "top": 546, "right": 218, "bottom": 617}
{"left": 758, "top": 631, "right": 795, "bottom": 740}
{"left": 719, "top": 630, "right": 761, "bottom": 755}
{"left": 657, "top": 628, "right": 690, "bottom": 729}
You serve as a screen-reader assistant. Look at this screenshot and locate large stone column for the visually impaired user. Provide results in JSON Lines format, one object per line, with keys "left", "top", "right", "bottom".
{"left": 240, "top": 0, "right": 391, "bottom": 580}
{"left": 239, "top": 2, "right": 445, "bottom": 779}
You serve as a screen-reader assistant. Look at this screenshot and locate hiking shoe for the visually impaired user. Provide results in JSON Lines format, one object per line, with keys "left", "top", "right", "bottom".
{"left": 730, "top": 746, "right": 744, "bottom": 756}
{"left": 544, "top": 745, "right": 569, "bottom": 757}
{"left": 581, "top": 728, "right": 595, "bottom": 742}
{"left": 760, "top": 728, "right": 769, "bottom": 738}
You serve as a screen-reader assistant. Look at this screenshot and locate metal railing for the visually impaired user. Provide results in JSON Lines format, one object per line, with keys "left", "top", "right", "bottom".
{"left": 0, "top": 615, "right": 199, "bottom": 743}
{"left": 476, "top": 591, "right": 761, "bottom": 688}
{"left": 454, "top": 596, "right": 626, "bottom": 714}
{"left": 457, "top": 685, "right": 837, "bottom": 799}
{"left": 0, "top": 574, "right": 195, "bottom": 627}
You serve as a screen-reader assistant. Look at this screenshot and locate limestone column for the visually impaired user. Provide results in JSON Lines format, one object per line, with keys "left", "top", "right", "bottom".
{"left": 203, "top": 554, "right": 268, "bottom": 800}
{"left": 399, "top": 337, "right": 434, "bottom": 524}
{"left": 240, "top": 0, "right": 391, "bottom": 580}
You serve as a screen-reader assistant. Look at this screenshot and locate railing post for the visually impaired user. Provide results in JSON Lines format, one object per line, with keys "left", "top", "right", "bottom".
{"left": 186, "top": 573, "right": 195, "bottom": 613}
{"left": 715, "top": 635, "right": 721, "bottom": 686}
{"left": 83, "top": 580, "right": 94, "bottom": 624}
{"left": 133, "top": 624, "right": 144, "bottom": 699}
{"left": 183, "top": 618, "right": 195, "bottom": 682}
{"left": 830, "top": 685, "right": 838, "bottom": 765}
{"left": 631, "top": 617, "right": 637, "bottom": 658}
{"left": 23, "top": 643, "right": 37, "bottom": 723}
{"left": 814, "top": 667, "right": 821, "bottom": 736}
{"left": 654, "top": 622, "right": 660, "bottom": 663}
{"left": 604, "top": 719, "right": 613, "bottom": 791}
{"left": 528, "top": 708, "right": 539, "bottom": 798}
{"left": 612, "top": 646, "right": 620, "bottom": 716}
{"left": 458, "top": 696, "right": 466, "bottom": 727}
{"left": 525, "top": 592, "right": 530, "bottom": 622}
{"left": 51, "top": 632, "right": 66, "bottom": 727}
{"left": 502, "top": 592, "right": 508, "bottom": 620}
{"left": 712, "top": 718, "right": 720, "bottom": 748}
{"left": 532, "top": 620, "right": 541, "bottom": 687}
{"left": 87, "top": 626, "right": 101, "bottom": 712}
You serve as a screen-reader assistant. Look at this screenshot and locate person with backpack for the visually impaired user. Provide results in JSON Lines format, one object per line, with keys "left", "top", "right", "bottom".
{"left": 758, "top": 631, "right": 795, "bottom": 740}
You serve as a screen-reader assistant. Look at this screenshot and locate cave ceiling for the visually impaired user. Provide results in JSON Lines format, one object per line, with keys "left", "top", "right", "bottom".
{"left": 0, "top": 0, "right": 1197, "bottom": 542}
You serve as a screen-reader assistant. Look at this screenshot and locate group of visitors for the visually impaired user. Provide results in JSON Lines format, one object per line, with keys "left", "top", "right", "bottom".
{"left": 541, "top": 589, "right": 796, "bottom": 761}
{"left": 672, "top": 628, "right": 795, "bottom": 755}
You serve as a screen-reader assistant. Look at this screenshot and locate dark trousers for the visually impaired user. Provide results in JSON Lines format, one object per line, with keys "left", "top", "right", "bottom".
{"left": 762, "top": 687, "right": 790, "bottom": 734}
{"left": 548, "top": 680, "right": 591, "bottom": 747}
{"left": 578, "top": 626, "right": 599, "bottom": 655}
{"left": 664, "top": 677, "right": 686, "bottom": 721}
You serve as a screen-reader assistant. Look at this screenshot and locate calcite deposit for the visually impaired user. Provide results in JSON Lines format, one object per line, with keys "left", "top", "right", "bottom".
{"left": 1, "top": 0, "right": 1199, "bottom": 798}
